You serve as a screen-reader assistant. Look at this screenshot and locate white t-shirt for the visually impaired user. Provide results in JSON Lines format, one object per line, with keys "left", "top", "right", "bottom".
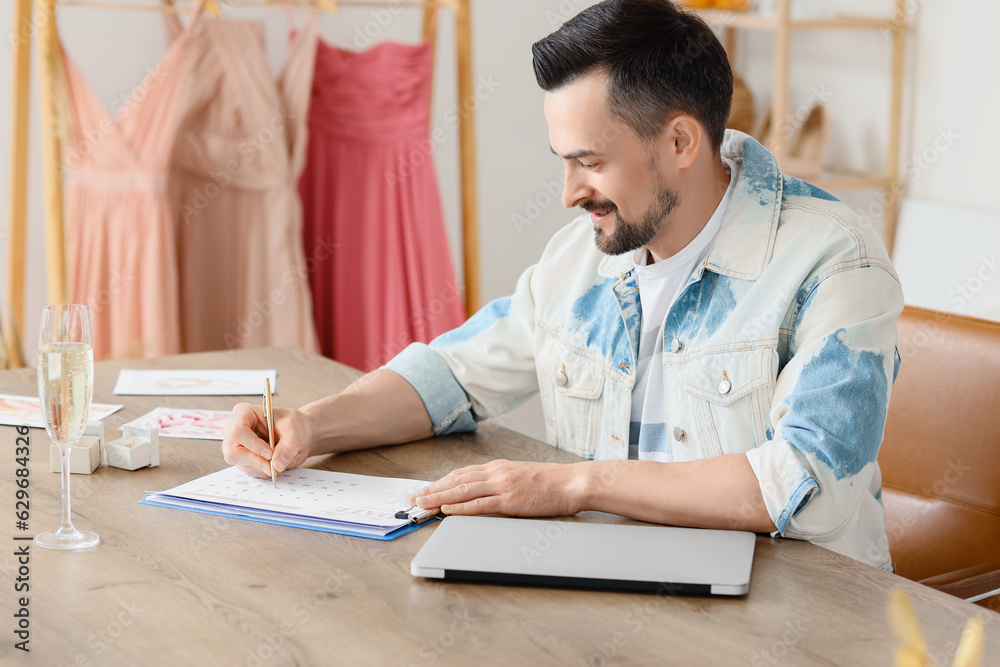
{"left": 628, "top": 157, "right": 738, "bottom": 460}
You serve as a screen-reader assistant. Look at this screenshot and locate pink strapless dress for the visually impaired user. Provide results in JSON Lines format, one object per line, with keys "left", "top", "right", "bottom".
{"left": 299, "top": 37, "right": 466, "bottom": 370}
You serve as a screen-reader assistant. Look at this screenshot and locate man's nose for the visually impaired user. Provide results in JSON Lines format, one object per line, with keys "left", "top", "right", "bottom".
{"left": 561, "top": 165, "right": 593, "bottom": 209}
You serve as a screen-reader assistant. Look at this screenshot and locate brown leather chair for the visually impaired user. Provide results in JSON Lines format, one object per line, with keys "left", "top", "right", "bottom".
{"left": 879, "top": 306, "right": 1000, "bottom": 611}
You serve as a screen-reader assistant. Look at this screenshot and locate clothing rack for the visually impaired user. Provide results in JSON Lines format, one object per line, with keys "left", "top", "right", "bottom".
{"left": 4, "top": 0, "right": 480, "bottom": 367}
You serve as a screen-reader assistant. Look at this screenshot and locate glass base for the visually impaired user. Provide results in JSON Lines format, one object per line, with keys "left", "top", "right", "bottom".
{"left": 34, "top": 528, "right": 99, "bottom": 550}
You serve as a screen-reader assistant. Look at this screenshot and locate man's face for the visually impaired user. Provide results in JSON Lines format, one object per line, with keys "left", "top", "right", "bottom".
{"left": 544, "top": 71, "right": 680, "bottom": 256}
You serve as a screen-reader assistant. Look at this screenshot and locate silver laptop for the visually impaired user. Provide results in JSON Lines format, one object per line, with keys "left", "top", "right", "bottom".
{"left": 411, "top": 516, "right": 755, "bottom": 595}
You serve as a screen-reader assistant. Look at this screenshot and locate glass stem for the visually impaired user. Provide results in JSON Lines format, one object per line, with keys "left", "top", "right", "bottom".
{"left": 59, "top": 446, "right": 76, "bottom": 534}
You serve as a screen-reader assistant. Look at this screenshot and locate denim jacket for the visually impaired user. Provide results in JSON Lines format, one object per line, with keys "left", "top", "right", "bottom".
{"left": 387, "top": 131, "right": 904, "bottom": 569}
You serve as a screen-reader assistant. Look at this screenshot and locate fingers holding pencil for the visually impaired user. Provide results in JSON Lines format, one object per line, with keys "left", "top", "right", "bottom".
{"left": 222, "top": 403, "right": 314, "bottom": 480}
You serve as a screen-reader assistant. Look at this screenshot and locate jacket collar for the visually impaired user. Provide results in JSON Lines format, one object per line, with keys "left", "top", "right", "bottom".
{"left": 598, "top": 130, "right": 782, "bottom": 282}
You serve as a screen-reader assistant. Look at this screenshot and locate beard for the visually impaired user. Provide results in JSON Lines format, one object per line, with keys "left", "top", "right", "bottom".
{"left": 583, "top": 183, "right": 681, "bottom": 256}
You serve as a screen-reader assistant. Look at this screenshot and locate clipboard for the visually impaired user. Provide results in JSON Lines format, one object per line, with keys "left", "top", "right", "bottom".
{"left": 139, "top": 495, "right": 438, "bottom": 540}
{"left": 141, "top": 466, "right": 440, "bottom": 541}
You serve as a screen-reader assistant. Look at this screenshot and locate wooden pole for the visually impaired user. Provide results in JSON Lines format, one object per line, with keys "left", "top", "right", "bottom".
{"left": 770, "top": 0, "right": 791, "bottom": 166}
{"left": 884, "top": 0, "right": 907, "bottom": 258}
{"left": 454, "top": 0, "right": 479, "bottom": 315}
{"left": 37, "top": 0, "right": 68, "bottom": 307}
{"left": 724, "top": 25, "right": 736, "bottom": 68}
{"left": 422, "top": 2, "right": 436, "bottom": 120}
{"left": 5, "top": 0, "right": 34, "bottom": 367}
{"left": 421, "top": 4, "right": 435, "bottom": 42}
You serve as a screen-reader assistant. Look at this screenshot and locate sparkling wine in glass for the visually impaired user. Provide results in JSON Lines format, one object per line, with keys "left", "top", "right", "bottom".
{"left": 35, "top": 304, "right": 99, "bottom": 550}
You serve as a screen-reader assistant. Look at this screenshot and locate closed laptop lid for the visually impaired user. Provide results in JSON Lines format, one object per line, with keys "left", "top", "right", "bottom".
{"left": 410, "top": 516, "right": 755, "bottom": 596}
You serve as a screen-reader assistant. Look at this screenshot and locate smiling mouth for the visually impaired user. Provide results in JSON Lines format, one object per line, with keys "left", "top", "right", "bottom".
{"left": 583, "top": 202, "right": 616, "bottom": 218}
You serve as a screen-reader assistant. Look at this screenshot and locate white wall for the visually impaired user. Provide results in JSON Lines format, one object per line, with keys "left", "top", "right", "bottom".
{"left": 885, "top": 0, "right": 1000, "bottom": 321}
{"left": 2, "top": 1, "right": 998, "bottom": 443}
{"left": 733, "top": 0, "right": 1000, "bottom": 322}
{"left": 465, "top": 0, "right": 601, "bottom": 439}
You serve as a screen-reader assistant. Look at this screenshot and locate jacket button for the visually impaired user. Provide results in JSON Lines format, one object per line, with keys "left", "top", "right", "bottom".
{"left": 556, "top": 364, "right": 568, "bottom": 387}
{"left": 719, "top": 370, "right": 732, "bottom": 395}
{"left": 670, "top": 338, "right": 683, "bottom": 353}
{"left": 673, "top": 427, "right": 686, "bottom": 441}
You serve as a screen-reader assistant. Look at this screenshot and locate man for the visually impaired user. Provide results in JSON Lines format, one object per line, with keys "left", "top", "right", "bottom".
{"left": 223, "top": 0, "right": 903, "bottom": 569}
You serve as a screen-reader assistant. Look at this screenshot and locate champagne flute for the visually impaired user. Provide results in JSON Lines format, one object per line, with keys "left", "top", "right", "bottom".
{"left": 35, "top": 304, "right": 99, "bottom": 550}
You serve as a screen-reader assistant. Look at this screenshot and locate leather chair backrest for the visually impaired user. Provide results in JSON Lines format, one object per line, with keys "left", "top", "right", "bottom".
{"left": 879, "top": 306, "right": 1000, "bottom": 581}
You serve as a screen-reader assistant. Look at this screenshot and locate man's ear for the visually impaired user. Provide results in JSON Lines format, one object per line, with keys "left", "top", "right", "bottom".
{"left": 659, "top": 115, "right": 703, "bottom": 170}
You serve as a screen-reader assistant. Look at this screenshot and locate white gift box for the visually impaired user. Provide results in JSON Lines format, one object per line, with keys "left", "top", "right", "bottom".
{"left": 49, "top": 422, "right": 104, "bottom": 475}
{"left": 106, "top": 424, "right": 160, "bottom": 471}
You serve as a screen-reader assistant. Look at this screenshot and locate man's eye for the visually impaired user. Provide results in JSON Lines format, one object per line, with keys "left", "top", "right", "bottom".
{"left": 579, "top": 162, "right": 596, "bottom": 169}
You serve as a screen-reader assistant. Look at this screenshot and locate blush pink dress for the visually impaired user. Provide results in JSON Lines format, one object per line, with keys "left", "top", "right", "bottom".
{"left": 163, "top": 15, "right": 320, "bottom": 353}
{"left": 61, "top": 2, "right": 206, "bottom": 360}
{"left": 299, "top": 33, "right": 466, "bottom": 370}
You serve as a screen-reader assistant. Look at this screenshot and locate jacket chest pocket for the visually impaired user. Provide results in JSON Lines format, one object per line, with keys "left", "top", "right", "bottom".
{"left": 538, "top": 338, "right": 605, "bottom": 459}
{"left": 682, "top": 346, "right": 776, "bottom": 457}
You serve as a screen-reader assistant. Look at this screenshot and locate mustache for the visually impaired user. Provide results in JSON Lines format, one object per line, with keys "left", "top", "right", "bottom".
{"left": 581, "top": 200, "right": 616, "bottom": 215}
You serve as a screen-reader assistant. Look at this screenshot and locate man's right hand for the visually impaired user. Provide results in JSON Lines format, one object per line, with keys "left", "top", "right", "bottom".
{"left": 222, "top": 369, "right": 435, "bottom": 480}
{"left": 222, "top": 403, "right": 314, "bottom": 479}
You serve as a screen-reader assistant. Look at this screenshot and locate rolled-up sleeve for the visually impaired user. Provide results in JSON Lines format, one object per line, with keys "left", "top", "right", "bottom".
{"left": 745, "top": 263, "right": 903, "bottom": 542}
{"left": 383, "top": 262, "right": 542, "bottom": 436}
{"left": 384, "top": 343, "right": 477, "bottom": 436}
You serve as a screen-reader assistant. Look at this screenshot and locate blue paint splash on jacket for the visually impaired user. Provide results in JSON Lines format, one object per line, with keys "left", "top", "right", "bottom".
{"left": 666, "top": 272, "right": 736, "bottom": 342}
{"left": 782, "top": 175, "right": 840, "bottom": 202}
{"left": 569, "top": 277, "right": 634, "bottom": 362}
{"left": 615, "top": 272, "right": 642, "bottom": 362}
{"left": 782, "top": 328, "right": 889, "bottom": 480}
{"left": 433, "top": 297, "right": 511, "bottom": 348}
{"left": 738, "top": 138, "right": 780, "bottom": 206}
{"left": 790, "top": 277, "right": 822, "bottom": 351}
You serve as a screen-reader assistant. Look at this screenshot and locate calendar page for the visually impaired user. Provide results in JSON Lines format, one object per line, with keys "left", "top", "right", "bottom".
{"left": 157, "top": 466, "right": 434, "bottom": 528}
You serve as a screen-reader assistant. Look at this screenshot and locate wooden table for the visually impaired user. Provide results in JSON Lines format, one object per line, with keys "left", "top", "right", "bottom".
{"left": 1, "top": 347, "right": 996, "bottom": 666}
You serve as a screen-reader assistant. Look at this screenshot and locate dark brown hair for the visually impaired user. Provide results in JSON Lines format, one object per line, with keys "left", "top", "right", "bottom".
{"left": 532, "top": 0, "right": 733, "bottom": 153}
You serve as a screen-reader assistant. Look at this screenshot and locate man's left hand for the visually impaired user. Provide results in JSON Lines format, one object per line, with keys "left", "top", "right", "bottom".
{"left": 407, "top": 459, "right": 585, "bottom": 517}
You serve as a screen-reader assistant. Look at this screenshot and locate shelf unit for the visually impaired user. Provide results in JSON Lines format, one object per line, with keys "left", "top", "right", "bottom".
{"left": 690, "top": 0, "right": 908, "bottom": 254}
